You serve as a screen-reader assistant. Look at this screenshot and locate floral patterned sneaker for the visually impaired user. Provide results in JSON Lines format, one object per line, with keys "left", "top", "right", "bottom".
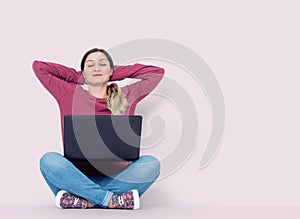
{"left": 111, "top": 189, "right": 140, "bottom": 210}
{"left": 55, "top": 190, "right": 88, "bottom": 209}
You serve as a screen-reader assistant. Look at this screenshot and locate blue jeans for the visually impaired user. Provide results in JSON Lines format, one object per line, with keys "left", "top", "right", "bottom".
{"left": 39, "top": 152, "right": 160, "bottom": 208}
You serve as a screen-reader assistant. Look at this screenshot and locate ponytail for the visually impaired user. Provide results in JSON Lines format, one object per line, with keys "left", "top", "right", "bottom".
{"left": 107, "top": 83, "right": 129, "bottom": 115}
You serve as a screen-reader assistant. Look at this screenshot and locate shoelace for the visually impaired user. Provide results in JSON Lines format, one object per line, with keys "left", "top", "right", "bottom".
{"left": 73, "top": 197, "right": 79, "bottom": 206}
{"left": 118, "top": 196, "right": 125, "bottom": 205}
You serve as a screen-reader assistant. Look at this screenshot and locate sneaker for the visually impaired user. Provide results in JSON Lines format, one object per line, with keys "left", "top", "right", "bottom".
{"left": 111, "top": 189, "right": 140, "bottom": 210}
{"left": 55, "top": 190, "right": 88, "bottom": 209}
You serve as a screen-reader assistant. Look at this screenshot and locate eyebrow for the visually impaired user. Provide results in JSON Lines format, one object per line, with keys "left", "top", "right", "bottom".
{"left": 86, "top": 58, "right": 107, "bottom": 62}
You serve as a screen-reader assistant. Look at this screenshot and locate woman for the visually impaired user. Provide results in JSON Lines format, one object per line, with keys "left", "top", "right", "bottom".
{"left": 33, "top": 48, "right": 165, "bottom": 210}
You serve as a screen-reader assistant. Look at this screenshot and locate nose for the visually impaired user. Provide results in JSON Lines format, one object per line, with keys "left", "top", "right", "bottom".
{"left": 92, "top": 63, "right": 101, "bottom": 71}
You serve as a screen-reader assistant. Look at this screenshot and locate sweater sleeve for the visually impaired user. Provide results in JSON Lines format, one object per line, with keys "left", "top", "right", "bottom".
{"left": 32, "top": 60, "right": 84, "bottom": 101}
{"left": 110, "top": 63, "right": 165, "bottom": 105}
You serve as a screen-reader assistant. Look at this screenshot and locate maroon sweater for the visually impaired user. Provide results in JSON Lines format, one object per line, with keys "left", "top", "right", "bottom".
{"left": 33, "top": 60, "right": 164, "bottom": 175}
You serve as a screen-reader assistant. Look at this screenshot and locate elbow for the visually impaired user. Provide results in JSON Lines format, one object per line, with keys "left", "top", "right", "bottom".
{"left": 159, "top": 67, "right": 165, "bottom": 75}
{"left": 154, "top": 66, "right": 165, "bottom": 76}
{"left": 32, "top": 60, "right": 48, "bottom": 76}
{"left": 32, "top": 60, "right": 42, "bottom": 72}
{"left": 32, "top": 60, "right": 48, "bottom": 79}
{"left": 32, "top": 60, "right": 40, "bottom": 77}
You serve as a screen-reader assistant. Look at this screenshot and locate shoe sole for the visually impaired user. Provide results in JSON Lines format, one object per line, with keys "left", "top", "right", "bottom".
{"left": 55, "top": 190, "right": 67, "bottom": 209}
{"left": 131, "top": 189, "right": 140, "bottom": 210}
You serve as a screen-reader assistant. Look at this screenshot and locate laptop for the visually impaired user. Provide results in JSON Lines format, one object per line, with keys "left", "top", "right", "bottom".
{"left": 63, "top": 115, "right": 142, "bottom": 174}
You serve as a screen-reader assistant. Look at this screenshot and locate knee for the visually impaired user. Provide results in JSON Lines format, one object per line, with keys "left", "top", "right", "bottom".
{"left": 138, "top": 155, "right": 161, "bottom": 178}
{"left": 39, "top": 152, "right": 64, "bottom": 173}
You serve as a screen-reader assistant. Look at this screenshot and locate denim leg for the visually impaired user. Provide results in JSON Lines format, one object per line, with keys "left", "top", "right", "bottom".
{"left": 103, "top": 155, "right": 161, "bottom": 196}
{"left": 39, "top": 152, "right": 113, "bottom": 207}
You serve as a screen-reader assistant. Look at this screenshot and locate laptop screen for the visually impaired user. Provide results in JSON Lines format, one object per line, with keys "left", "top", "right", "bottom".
{"left": 63, "top": 115, "right": 142, "bottom": 162}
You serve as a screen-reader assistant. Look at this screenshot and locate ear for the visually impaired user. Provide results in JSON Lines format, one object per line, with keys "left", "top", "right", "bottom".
{"left": 110, "top": 69, "right": 113, "bottom": 76}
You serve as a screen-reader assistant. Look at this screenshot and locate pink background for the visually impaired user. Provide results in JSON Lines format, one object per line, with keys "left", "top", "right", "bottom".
{"left": 0, "top": 0, "right": 300, "bottom": 218}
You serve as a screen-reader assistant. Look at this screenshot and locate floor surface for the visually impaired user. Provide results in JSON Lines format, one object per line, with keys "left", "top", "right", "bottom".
{"left": 1, "top": 204, "right": 300, "bottom": 219}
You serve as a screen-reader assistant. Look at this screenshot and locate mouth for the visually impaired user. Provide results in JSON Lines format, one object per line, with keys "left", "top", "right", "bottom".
{"left": 92, "top": 74, "right": 103, "bottom": 77}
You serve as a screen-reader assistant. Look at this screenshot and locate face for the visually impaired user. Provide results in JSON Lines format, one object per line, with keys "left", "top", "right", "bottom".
{"left": 83, "top": 52, "right": 113, "bottom": 86}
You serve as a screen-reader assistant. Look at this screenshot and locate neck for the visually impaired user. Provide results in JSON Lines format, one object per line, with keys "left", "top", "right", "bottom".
{"left": 88, "top": 84, "right": 108, "bottom": 98}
